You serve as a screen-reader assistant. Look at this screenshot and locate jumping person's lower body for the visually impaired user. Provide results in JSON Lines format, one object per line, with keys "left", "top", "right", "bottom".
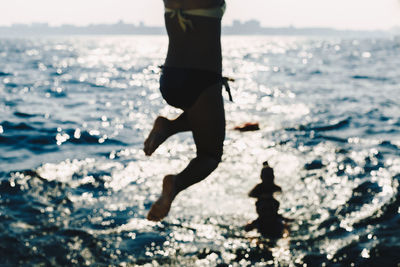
{"left": 144, "top": 81, "right": 225, "bottom": 221}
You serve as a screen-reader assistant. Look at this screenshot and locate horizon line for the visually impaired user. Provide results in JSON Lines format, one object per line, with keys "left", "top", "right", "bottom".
{"left": 0, "top": 20, "right": 398, "bottom": 32}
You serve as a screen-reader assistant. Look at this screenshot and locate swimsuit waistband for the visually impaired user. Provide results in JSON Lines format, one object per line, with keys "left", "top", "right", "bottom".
{"left": 160, "top": 65, "right": 234, "bottom": 102}
{"left": 165, "top": 2, "right": 226, "bottom": 19}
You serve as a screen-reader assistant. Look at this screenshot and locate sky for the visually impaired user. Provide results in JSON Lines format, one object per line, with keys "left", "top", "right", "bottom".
{"left": 1, "top": 0, "right": 400, "bottom": 30}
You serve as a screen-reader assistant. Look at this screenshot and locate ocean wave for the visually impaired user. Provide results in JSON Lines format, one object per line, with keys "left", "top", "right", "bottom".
{"left": 1, "top": 36, "right": 399, "bottom": 265}
{"left": 351, "top": 75, "right": 390, "bottom": 82}
{"left": 13, "top": 112, "right": 38, "bottom": 118}
{"left": 0, "top": 121, "right": 126, "bottom": 153}
{"left": 0, "top": 71, "right": 12, "bottom": 76}
{"left": 287, "top": 118, "right": 351, "bottom": 132}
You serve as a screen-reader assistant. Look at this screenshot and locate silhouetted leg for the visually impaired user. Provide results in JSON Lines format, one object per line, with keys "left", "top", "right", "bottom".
{"left": 174, "top": 83, "right": 225, "bottom": 194}
{"left": 147, "top": 83, "right": 225, "bottom": 221}
{"left": 144, "top": 112, "right": 190, "bottom": 156}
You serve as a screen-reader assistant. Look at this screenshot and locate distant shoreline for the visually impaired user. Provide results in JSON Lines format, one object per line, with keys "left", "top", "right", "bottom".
{"left": 0, "top": 20, "right": 394, "bottom": 37}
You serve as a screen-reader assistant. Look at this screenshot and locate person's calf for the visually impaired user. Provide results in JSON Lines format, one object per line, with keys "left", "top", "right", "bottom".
{"left": 174, "top": 154, "right": 221, "bottom": 194}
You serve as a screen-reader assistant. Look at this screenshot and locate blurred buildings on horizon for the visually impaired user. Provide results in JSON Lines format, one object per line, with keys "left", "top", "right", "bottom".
{"left": 0, "top": 20, "right": 396, "bottom": 37}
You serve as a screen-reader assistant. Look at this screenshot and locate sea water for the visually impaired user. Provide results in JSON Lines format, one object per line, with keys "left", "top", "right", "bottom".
{"left": 0, "top": 35, "right": 399, "bottom": 266}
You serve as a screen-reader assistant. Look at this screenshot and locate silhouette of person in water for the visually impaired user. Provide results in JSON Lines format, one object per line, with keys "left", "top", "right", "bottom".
{"left": 245, "top": 162, "right": 286, "bottom": 238}
{"left": 144, "top": 0, "right": 231, "bottom": 221}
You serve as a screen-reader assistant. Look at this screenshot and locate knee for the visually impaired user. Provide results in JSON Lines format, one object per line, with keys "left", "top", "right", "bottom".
{"left": 197, "top": 151, "right": 222, "bottom": 169}
{"left": 197, "top": 144, "right": 223, "bottom": 164}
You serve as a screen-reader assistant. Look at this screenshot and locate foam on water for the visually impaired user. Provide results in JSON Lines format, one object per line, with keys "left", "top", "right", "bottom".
{"left": 1, "top": 36, "right": 400, "bottom": 266}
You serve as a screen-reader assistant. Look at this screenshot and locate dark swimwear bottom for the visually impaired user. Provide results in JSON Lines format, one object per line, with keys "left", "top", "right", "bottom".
{"left": 160, "top": 66, "right": 223, "bottom": 110}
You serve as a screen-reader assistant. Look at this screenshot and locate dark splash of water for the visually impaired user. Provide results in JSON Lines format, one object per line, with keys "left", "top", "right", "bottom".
{"left": 1, "top": 36, "right": 400, "bottom": 266}
{"left": 1, "top": 169, "right": 399, "bottom": 265}
{"left": 0, "top": 169, "right": 276, "bottom": 266}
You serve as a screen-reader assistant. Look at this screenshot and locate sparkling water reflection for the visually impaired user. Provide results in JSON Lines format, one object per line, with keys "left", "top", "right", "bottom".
{"left": 0, "top": 36, "right": 400, "bottom": 266}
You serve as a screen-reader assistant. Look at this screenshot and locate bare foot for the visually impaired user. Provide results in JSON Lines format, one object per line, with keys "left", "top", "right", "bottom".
{"left": 144, "top": 116, "right": 170, "bottom": 156}
{"left": 147, "top": 175, "right": 177, "bottom": 221}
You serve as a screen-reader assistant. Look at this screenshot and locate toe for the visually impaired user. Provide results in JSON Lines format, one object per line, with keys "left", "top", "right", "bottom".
{"left": 147, "top": 208, "right": 158, "bottom": 221}
{"left": 143, "top": 141, "right": 149, "bottom": 155}
{"left": 147, "top": 212, "right": 158, "bottom": 221}
{"left": 147, "top": 202, "right": 162, "bottom": 221}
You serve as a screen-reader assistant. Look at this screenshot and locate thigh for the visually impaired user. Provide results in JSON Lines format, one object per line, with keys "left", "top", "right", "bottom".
{"left": 186, "top": 83, "right": 225, "bottom": 160}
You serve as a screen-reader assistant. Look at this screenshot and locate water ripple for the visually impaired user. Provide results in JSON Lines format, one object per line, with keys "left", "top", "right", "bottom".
{"left": 0, "top": 36, "right": 399, "bottom": 265}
